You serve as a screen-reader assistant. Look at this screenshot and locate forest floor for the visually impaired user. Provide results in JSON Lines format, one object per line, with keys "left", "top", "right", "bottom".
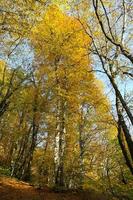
{"left": 0, "top": 177, "right": 108, "bottom": 200}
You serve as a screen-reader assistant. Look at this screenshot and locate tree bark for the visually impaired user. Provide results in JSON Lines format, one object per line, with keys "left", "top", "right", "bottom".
{"left": 54, "top": 98, "right": 65, "bottom": 188}
{"left": 116, "top": 97, "right": 133, "bottom": 175}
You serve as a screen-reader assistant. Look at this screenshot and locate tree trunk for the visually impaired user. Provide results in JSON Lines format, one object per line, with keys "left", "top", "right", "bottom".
{"left": 54, "top": 98, "right": 65, "bottom": 188}
{"left": 79, "top": 123, "right": 85, "bottom": 189}
{"left": 117, "top": 126, "right": 133, "bottom": 175}
{"left": 116, "top": 97, "right": 133, "bottom": 175}
{"left": 108, "top": 73, "right": 133, "bottom": 125}
{"left": 11, "top": 90, "right": 39, "bottom": 181}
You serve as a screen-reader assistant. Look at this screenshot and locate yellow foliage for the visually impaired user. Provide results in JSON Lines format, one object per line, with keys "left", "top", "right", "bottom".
{"left": 31, "top": 4, "right": 117, "bottom": 161}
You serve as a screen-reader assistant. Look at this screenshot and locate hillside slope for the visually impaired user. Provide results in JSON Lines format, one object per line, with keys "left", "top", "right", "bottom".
{"left": 0, "top": 177, "right": 108, "bottom": 200}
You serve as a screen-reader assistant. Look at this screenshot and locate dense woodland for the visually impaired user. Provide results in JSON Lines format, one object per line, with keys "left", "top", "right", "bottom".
{"left": 0, "top": 0, "right": 133, "bottom": 200}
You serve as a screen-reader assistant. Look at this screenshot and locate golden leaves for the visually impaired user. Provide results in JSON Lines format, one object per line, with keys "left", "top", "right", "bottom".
{"left": 30, "top": 4, "right": 116, "bottom": 142}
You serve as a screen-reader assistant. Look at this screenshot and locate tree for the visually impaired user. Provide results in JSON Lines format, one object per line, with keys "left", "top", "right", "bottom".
{"left": 31, "top": 5, "right": 116, "bottom": 189}
{"left": 0, "top": 60, "right": 30, "bottom": 119}
{"left": 71, "top": 0, "right": 133, "bottom": 175}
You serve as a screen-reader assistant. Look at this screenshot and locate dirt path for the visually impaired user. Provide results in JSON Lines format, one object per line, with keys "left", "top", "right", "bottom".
{"left": 0, "top": 177, "right": 107, "bottom": 200}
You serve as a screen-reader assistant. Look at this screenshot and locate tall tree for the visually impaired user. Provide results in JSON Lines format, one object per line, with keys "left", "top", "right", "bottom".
{"left": 31, "top": 5, "right": 116, "bottom": 188}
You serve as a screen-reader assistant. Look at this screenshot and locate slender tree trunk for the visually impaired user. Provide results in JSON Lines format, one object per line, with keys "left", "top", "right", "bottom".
{"left": 106, "top": 159, "right": 115, "bottom": 197}
{"left": 11, "top": 90, "right": 39, "bottom": 181}
{"left": 117, "top": 126, "right": 133, "bottom": 175}
{"left": 116, "top": 97, "right": 133, "bottom": 175}
{"left": 108, "top": 73, "right": 133, "bottom": 125}
{"left": 79, "top": 123, "right": 85, "bottom": 189}
{"left": 54, "top": 59, "right": 66, "bottom": 188}
{"left": 11, "top": 126, "right": 31, "bottom": 179}
{"left": 119, "top": 112, "right": 133, "bottom": 161}
{"left": 54, "top": 98, "right": 66, "bottom": 188}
